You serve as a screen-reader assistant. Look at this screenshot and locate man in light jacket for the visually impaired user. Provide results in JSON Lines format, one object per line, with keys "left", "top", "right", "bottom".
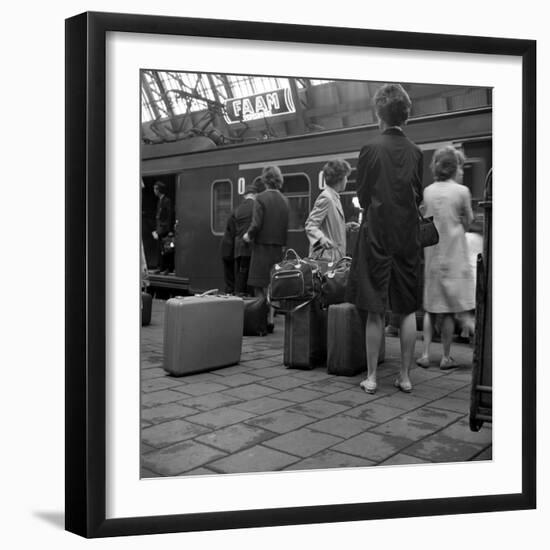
{"left": 305, "top": 159, "right": 353, "bottom": 260}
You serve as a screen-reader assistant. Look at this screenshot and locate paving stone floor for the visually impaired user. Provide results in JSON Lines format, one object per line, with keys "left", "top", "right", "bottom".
{"left": 141, "top": 299, "right": 492, "bottom": 478}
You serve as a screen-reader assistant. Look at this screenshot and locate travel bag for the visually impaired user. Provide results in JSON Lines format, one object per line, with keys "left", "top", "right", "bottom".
{"left": 163, "top": 292, "right": 244, "bottom": 376}
{"left": 141, "top": 292, "right": 152, "bottom": 326}
{"left": 269, "top": 248, "right": 322, "bottom": 302}
{"left": 243, "top": 296, "right": 269, "bottom": 336}
{"left": 283, "top": 299, "right": 327, "bottom": 369}
{"left": 304, "top": 248, "right": 339, "bottom": 276}
{"left": 326, "top": 303, "right": 385, "bottom": 376}
{"left": 319, "top": 256, "right": 352, "bottom": 308}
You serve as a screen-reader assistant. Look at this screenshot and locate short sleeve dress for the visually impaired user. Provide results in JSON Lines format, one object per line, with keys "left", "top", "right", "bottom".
{"left": 422, "top": 180, "right": 475, "bottom": 313}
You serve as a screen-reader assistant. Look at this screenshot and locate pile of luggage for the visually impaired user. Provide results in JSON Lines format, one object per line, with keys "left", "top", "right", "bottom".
{"left": 269, "top": 248, "right": 378, "bottom": 376}
{"left": 160, "top": 248, "right": 377, "bottom": 378}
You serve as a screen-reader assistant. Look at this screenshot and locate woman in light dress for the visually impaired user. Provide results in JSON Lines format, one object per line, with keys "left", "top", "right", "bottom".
{"left": 417, "top": 146, "right": 474, "bottom": 369}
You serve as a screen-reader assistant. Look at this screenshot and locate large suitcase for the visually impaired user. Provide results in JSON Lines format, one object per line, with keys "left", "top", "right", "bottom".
{"left": 327, "top": 303, "right": 385, "bottom": 376}
{"left": 163, "top": 294, "right": 244, "bottom": 376}
{"left": 243, "top": 296, "right": 268, "bottom": 336}
{"left": 141, "top": 292, "right": 152, "bottom": 326}
{"left": 283, "top": 299, "right": 327, "bottom": 369}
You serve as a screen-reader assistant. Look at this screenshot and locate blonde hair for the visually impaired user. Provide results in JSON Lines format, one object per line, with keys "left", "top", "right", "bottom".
{"left": 431, "top": 146, "right": 465, "bottom": 181}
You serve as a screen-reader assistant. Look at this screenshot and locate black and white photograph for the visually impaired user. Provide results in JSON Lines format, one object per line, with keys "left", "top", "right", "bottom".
{"left": 139, "top": 71, "right": 493, "bottom": 478}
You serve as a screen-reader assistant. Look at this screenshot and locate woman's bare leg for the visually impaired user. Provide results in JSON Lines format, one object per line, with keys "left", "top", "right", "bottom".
{"left": 365, "top": 312, "right": 383, "bottom": 384}
{"left": 399, "top": 312, "right": 416, "bottom": 386}
{"left": 441, "top": 314, "right": 454, "bottom": 359}
{"left": 417, "top": 312, "right": 433, "bottom": 366}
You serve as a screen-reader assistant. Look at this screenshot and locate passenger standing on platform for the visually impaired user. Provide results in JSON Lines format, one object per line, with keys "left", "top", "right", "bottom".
{"left": 233, "top": 180, "right": 265, "bottom": 295}
{"left": 243, "top": 165, "right": 289, "bottom": 332}
{"left": 346, "top": 83, "right": 423, "bottom": 394}
{"left": 220, "top": 211, "right": 237, "bottom": 294}
{"left": 152, "top": 182, "right": 173, "bottom": 274}
{"left": 417, "top": 146, "right": 474, "bottom": 369}
{"left": 305, "top": 159, "right": 351, "bottom": 261}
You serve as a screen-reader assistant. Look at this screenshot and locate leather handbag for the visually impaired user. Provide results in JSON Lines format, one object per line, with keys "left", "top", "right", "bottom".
{"left": 419, "top": 215, "right": 439, "bottom": 248}
{"left": 319, "top": 256, "right": 352, "bottom": 308}
{"left": 269, "top": 248, "right": 321, "bottom": 301}
{"left": 411, "top": 184, "right": 439, "bottom": 248}
{"left": 161, "top": 233, "right": 175, "bottom": 254}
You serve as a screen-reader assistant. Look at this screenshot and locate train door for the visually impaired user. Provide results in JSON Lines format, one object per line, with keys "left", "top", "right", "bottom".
{"left": 281, "top": 172, "right": 311, "bottom": 257}
{"left": 175, "top": 166, "right": 238, "bottom": 291}
{"left": 141, "top": 174, "right": 176, "bottom": 270}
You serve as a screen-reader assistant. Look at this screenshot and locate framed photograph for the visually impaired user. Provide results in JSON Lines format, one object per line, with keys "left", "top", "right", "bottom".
{"left": 65, "top": 11, "right": 536, "bottom": 538}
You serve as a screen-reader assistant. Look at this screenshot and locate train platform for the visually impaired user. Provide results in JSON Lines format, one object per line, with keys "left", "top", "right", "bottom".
{"left": 140, "top": 299, "right": 492, "bottom": 478}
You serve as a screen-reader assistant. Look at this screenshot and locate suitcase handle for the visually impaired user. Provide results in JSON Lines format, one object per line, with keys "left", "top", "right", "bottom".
{"left": 199, "top": 289, "right": 219, "bottom": 297}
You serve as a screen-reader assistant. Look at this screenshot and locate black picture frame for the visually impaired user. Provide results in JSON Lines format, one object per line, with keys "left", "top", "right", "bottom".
{"left": 65, "top": 11, "right": 536, "bottom": 538}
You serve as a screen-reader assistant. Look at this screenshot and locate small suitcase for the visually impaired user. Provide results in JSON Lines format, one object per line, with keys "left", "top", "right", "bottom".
{"left": 243, "top": 296, "right": 268, "bottom": 336}
{"left": 327, "top": 303, "right": 385, "bottom": 376}
{"left": 283, "top": 299, "right": 327, "bottom": 369}
{"left": 163, "top": 294, "right": 244, "bottom": 376}
{"left": 141, "top": 292, "right": 152, "bottom": 326}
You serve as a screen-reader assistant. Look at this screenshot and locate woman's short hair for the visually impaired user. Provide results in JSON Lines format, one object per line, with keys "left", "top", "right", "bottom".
{"left": 260, "top": 165, "right": 284, "bottom": 189}
{"left": 373, "top": 83, "right": 412, "bottom": 126}
{"left": 323, "top": 159, "right": 352, "bottom": 188}
{"left": 245, "top": 179, "right": 266, "bottom": 194}
{"left": 431, "top": 146, "right": 465, "bottom": 181}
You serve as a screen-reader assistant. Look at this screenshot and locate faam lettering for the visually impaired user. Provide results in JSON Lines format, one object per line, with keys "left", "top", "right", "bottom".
{"left": 224, "top": 88, "right": 295, "bottom": 124}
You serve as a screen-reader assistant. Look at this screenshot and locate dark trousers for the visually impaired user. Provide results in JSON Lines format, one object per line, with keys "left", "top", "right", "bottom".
{"left": 157, "top": 240, "right": 174, "bottom": 272}
{"left": 235, "top": 256, "right": 252, "bottom": 295}
{"left": 160, "top": 249, "right": 175, "bottom": 273}
{"left": 222, "top": 257, "right": 236, "bottom": 294}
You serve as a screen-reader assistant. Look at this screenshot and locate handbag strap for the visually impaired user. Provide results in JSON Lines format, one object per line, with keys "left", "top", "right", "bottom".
{"left": 409, "top": 181, "right": 428, "bottom": 222}
{"left": 311, "top": 247, "right": 337, "bottom": 262}
{"left": 268, "top": 296, "right": 314, "bottom": 313}
{"left": 333, "top": 255, "right": 352, "bottom": 268}
{"left": 283, "top": 248, "right": 301, "bottom": 261}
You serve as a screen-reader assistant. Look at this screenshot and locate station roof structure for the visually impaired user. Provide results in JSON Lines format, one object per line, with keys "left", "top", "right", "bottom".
{"left": 141, "top": 71, "right": 491, "bottom": 148}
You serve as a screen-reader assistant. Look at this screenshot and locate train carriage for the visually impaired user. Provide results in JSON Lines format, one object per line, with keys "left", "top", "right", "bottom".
{"left": 141, "top": 106, "right": 492, "bottom": 293}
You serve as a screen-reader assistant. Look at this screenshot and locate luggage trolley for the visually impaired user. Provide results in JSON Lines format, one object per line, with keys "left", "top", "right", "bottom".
{"left": 469, "top": 169, "right": 493, "bottom": 431}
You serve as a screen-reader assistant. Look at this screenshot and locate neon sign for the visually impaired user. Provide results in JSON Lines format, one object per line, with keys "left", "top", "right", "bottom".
{"left": 224, "top": 88, "right": 296, "bottom": 124}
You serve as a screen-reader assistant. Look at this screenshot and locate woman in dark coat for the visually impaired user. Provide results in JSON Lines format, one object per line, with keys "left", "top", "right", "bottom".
{"left": 233, "top": 180, "right": 265, "bottom": 295}
{"left": 347, "top": 83, "right": 423, "bottom": 394}
{"left": 243, "top": 165, "right": 289, "bottom": 331}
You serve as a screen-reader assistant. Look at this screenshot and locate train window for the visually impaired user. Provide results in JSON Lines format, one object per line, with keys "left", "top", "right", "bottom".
{"left": 281, "top": 173, "right": 311, "bottom": 231}
{"left": 211, "top": 179, "right": 233, "bottom": 235}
